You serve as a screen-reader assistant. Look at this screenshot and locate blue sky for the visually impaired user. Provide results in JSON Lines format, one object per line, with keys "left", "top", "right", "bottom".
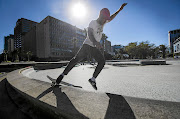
{"left": 0, "top": 0, "right": 180, "bottom": 53}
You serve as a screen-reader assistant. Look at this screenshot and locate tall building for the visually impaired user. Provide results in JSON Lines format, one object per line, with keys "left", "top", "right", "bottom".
{"left": 103, "top": 39, "right": 111, "bottom": 53}
{"left": 23, "top": 26, "right": 37, "bottom": 56}
{"left": 4, "top": 34, "right": 14, "bottom": 52}
{"left": 168, "top": 29, "right": 180, "bottom": 53}
{"left": 14, "top": 18, "right": 37, "bottom": 50}
{"left": 24, "top": 16, "right": 86, "bottom": 61}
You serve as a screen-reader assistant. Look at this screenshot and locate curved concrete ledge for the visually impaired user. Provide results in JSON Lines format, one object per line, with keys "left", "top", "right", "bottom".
{"left": 33, "top": 62, "right": 68, "bottom": 70}
{"left": 6, "top": 69, "right": 88, "bottom": 119}
{"left": 5, "top": 79, "right": 68, "bottom": 119}
{"left": 6, "top": 68, "right": 180, "bottom": 119}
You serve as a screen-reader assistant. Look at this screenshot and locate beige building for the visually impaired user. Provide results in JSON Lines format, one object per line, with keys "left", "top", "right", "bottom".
{"left": 23, "top": 16, "right": 86, "bottom": 61}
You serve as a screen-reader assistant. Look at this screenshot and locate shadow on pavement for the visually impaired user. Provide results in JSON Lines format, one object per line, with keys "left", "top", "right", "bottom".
{"left": 37, "top": 86, "right": 88, "bottom": 119}
{"left": 105, "top": 93, "right": 136, "bottom": 119}
{"left": 37, "top": 87, "right": 136, "bottom": 119}
{"left": 36, "top": 87, "right": 54, "bottom": 99}
{"left": 0, "top": 79, "right": 31, "bottom": 119}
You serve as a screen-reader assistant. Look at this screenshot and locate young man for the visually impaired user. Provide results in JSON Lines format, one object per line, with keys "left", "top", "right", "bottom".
{"left": 51, "top": 3, "right": 127, "bottom": 90}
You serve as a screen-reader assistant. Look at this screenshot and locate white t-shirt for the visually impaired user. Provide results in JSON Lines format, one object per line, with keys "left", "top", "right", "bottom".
{"left": 83, "top": 20, "right": 106, "bottom": 47}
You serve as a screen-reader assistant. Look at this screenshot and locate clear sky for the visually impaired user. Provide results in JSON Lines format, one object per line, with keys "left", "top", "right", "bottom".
{"left": 0, "top": 0, "right": 180, "bottom": 53}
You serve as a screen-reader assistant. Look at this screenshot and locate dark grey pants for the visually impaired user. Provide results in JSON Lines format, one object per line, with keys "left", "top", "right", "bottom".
{"left": 63, "top": 44, "right": 105, "bottom": 78}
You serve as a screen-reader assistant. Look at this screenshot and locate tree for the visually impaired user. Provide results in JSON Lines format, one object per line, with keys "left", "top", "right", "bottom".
{"left": 150, "top": 45, "right": 159, "bottom": 59}
{"left": 138, "top": 41, "right": 151, "bottom": 59}
{"left": 115, "top": 47, "right": 127, "bottom": 59}
{"left": 3, "top": 50, "right": 8, "bottom": 62}
{"left": 26, "top": 51, "right": 33, "bottom": 61}
{"left": 125, "top": 42, "right": 138, "bottom": 59}
{"left": 125, "top": 41, "right": 160, "bottom": 59}
{"left": 159, "top": 45, "right": 166, "bottom": 58}
{"left": 13, "top": 48, "right": 20, "bottom": 62}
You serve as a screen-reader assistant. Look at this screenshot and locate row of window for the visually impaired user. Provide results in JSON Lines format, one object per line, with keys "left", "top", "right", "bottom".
{"left": 174, "top": 44, "right": 180, "bottom": 52}
{"left": 50, "top": 44, "right": 69, "bottom": 49}
{"left": 51, "top": 52, "right": 71, "bottom": 56}
{"left": 50, "top": 28, "right": 74, "bottom": 36}
{"left": 49, "top": 18, "right": 72, "bottom": 28}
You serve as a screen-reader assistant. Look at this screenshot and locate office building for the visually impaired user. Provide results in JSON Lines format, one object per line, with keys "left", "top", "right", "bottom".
{"left": 4, "top": 34, "right": 14, "bottom": 52}
{"left": 168, "top": 29, "right": 180, "bottom": 53}
{"left": 23, "top": 26, "right": 37, "bottom": 56}
{"left": 14, "top": 18, "right": 37, "bottom": 51}
{"left": 23, "top": 16, "right": 86, "bottom": 61}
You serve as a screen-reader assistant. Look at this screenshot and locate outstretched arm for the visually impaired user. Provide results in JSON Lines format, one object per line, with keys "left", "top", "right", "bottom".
{"left": 108, "top": 3, "right": 127, "bottom": 22}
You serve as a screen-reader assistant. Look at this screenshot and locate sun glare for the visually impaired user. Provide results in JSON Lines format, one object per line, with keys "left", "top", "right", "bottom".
{"left": 71, "top": 2, "right": 87, "bottom": 19}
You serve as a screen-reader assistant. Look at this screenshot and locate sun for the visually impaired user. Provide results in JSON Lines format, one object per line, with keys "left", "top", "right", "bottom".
{"left": 71, "top": 2, "right": 87, "bottom": 19}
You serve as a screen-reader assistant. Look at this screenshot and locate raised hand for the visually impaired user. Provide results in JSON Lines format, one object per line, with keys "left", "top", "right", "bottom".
{"left": 120, "top": 3, "right": 127, "bottom": 10}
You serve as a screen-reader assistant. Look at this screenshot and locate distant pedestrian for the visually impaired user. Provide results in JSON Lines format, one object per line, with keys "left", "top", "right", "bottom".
{"left": 51, "top": 3, "right": 127, "bottom": 90}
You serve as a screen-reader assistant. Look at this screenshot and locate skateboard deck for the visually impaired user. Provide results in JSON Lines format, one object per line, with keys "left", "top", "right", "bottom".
{"left": 47, "top": 75, "right": 82, "bottom": 88}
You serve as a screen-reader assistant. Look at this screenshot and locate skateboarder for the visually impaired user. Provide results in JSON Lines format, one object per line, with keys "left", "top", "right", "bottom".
{"left": 51, "top": 3, "right": 127, "bottom": 90}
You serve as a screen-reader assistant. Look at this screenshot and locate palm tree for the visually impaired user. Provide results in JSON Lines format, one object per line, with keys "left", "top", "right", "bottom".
{"left": 26, "top": 51, "right": 33, "bottom": 61}
{"left": 3, "top": 50, "right": 8, "bottom": 62}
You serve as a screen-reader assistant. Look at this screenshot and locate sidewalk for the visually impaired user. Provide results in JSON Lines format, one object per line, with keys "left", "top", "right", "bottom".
{"left": 5, "top": 67, "right": 180, "bottom": 119}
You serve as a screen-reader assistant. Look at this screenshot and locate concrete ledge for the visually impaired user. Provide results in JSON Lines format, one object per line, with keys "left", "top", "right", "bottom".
{"left": 33, "top": 62, "right": 68, "bottom": 70}
{"left": 0, "top": 61, "right": 69, "bottom": 72}
{"left": 106, "top": 62, "right": 140, "bottom": 67}
{"left": 6, "top": 68, "right": 180, "bottom": 119}
{"left": 6, "top": 68, "right": 136, "bottom": 119}
{"left": 140, "top": 60, "right": 166, "bottom": 65}
{"left": 6, "top": 70, "right": 88, "bottom": 118}
{"left": 5, "top": 79, "right": 68, "bottom": 119}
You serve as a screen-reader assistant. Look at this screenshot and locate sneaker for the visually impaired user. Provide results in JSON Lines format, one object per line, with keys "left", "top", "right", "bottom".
{"left": 56, "top": 74, "right": 64, "bottom": 84}
{"left": 88, "top": 79, "right": 97, "bottom": 90}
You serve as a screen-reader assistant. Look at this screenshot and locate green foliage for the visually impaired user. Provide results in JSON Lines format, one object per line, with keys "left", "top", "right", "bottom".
{"left": 122, "top": 41, "right": 169, "bottom": 59}
{"left": 125, "top": 42, "right": 138, "bottom": 59}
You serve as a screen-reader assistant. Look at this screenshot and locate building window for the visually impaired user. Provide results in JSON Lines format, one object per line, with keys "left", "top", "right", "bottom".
{"left": 174, "top": 46, "right": 176, "bottom": 52}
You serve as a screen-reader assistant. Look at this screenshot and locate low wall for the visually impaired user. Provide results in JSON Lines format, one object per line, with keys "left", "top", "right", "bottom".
{"left": 140, "top": 60, "right": 166, "bottom": 65}
{"left": 0, "top": 61, "right": 69, "bottom": 72}
{"left": 33, "top": 62, "right": 68, "bottom": 70}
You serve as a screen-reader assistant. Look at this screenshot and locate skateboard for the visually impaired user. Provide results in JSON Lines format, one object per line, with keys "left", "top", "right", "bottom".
{"left": 47, "top": 75, "right": 82, "bottom": 88}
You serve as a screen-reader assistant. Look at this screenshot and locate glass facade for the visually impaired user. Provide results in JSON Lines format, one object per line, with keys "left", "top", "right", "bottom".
{"left": 48, "top": 16, "right": 86, "bottom": 58}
